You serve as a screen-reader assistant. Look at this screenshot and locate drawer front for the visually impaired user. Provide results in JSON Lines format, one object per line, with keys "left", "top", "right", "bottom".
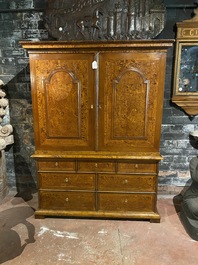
{"left": 98, "top": 174, "right": 155, "bottom": 192}
{"left": 78, "top": 161, "right": 115, "bottom": 172}
{"left": 39, "top": 173, "right": 95, "bottom": 190}
{"left": 118, "top": 162, "right": 156, "bottom": 173}
{"left": 39, "top": 191, "right": 95, "bottom": 211}
{"left": 98, "top": 193, "right": 154, "bottom": 212}
{"left": 38, "top": 160, "right": 76, "bottom": 171}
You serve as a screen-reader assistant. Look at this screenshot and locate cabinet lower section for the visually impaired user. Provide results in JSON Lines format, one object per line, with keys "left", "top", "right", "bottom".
{"left": 34, "top": 157, "right": 161, "bottom": 222}
{"left": 35, "top": 190, "right": 160, "bottom": 221}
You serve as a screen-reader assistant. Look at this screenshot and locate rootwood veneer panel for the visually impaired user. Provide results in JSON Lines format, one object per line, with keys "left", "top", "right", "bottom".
{"left": 38, "top": 160, "right": 76, "bottom": 171}
{"left": 39, "top": 173, "right": 95, "bottom": 190}
{"left": 98, "top": 174, "right": 156, "bottom": 192}
{"left": 98, "top": 193, "right": 155, "bottom": 212}
{"left": 30, "top": 53, "right": 95, "bottom": 151}
{"left": 39, "top": 191, "right": 95, "bottom": 211}
{"left": 21, "top": 40, "right": 173, "bottom": 221}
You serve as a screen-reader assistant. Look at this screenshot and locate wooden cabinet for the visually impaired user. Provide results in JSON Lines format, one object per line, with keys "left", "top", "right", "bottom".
{"left": 21, "top": 40, "right": 172, "bottom": 222}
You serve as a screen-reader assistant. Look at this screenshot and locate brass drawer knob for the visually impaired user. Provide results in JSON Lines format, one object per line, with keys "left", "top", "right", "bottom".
{"left": 55, "top": 162, "right": 59, "bottom": 167}
{"left": 95, "top": 163, "right": 98, "bottom": 168}
{"left": 135, "top": 164, "right": 138, "bottom": 169}
{"left": 124, "top": 179, "right": 128, "bottom": 184}
{"left": 65, "top": 178, "right": 69, "bottom": 183}
{"left": 124, "top": 199, "right": 128, "bottom": 203}
{"left": 65, "top": 198, "right": 69, "bottom": 202}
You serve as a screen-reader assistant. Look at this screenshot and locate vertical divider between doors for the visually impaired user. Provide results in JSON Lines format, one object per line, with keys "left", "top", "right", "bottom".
{"left": 95, "top": 52, "right": 100, "bottom": 151}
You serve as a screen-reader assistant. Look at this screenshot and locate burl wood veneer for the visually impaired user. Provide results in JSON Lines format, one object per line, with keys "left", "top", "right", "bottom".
{"left": 21, "top": 40, "right": 173, "bottom": 222}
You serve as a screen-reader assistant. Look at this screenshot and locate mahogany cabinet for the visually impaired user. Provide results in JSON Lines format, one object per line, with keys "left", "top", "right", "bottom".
{"left": 21, "top": 40, "right": 172, "bottom": 222}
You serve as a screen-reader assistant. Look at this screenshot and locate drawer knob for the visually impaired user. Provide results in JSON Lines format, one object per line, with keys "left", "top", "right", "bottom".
{"left": 135, "top": 164, "right": 138, "bottom": 169}
{"left": 65, "top": 178, "right": 69, "bottom": 183}
{"left": 55, "top": 162, "right": 59, "bottom": 167}
{"left": 65, "top": 198, "right": 69, "bottom": 202}
{"left": 124, "top": 179, "right": 128, "bottom": 184}
{"left": 124, "top": 199, "right": 128, "bottom": 203}
{"left": 95, "top": 163, "right": 98, "bottom": 168}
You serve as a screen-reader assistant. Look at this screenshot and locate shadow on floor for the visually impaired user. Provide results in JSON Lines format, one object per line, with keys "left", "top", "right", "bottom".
{"left": 0, "top": 206, "right": 35, "bottom": 264}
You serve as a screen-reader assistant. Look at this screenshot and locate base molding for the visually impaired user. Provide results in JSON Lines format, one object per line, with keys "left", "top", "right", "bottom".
{"left": 35, "top": 209, "right": 160, "bottom": 223}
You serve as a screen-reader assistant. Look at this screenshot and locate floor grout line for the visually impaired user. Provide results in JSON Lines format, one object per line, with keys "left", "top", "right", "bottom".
{"left": 117, "top": 227, "right": 124, "bottom": 265}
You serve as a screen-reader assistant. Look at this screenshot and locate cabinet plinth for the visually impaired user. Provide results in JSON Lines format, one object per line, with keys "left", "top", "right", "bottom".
{"left": 21, "top": 40, "right": 173, "bottom": 222}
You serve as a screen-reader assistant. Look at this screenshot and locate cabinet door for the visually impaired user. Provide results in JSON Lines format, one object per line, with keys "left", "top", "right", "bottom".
{"left": 98, "top": 51, "right": 166, "bottom": 152}
{"left": 29, "top": 53, "right": 95, "bottom": 151}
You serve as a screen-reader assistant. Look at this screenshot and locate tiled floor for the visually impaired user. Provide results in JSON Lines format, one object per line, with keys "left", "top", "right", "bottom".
{"left": 0, "top": 192, "right": 198, "bottom": 265}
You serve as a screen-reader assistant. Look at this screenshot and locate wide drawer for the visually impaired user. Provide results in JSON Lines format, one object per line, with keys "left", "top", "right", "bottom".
{"left": 38, "top": 160, "right": 76, "bottom": 171}
{"left": 39, "top": 173, "right": 95, "bottom": 190}
{"left": 78, "top": 161, "right": 115, "bottom": 172}
{"left": 98, "top": 174, "right": 155, "bottom": 192}
{"left": 39, "top": 191, "right": 95, "bottom": 211}
{"left": 117, "top": 162, "right": 157, "bottom": 173}
{"left": 98, "top": 193, "right": 155, "bottom": 212}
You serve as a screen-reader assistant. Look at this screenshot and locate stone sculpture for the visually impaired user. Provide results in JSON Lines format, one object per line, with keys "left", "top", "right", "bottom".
{"left": 180, "top": 132, "right": 198, "bottom": 241}
{"left": 0, "top": 80, "right": 14, "bottom": 151}
{"left": 0, "top": 79, "right": 14, "bottom": 201}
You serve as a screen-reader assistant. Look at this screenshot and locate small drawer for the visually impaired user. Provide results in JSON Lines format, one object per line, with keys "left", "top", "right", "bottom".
{"left": 117, "top": 162, "right": 156, "bottom": 173}
{"left": 98, "top": 193, "right": 154, "bottom": 212}
{"left": 39, "top": 191, "right": 95, "bottom": 211}
{"left": 78, "top": 161, "right": 115, "bottom": 172}
{"left": 98, "top": 174, "right": 155, "bottom": 192}
{"left": 38, "top": 160, "right": 76, "bottom": 171}
{"left": 39, "top": 173, "right": 95, "bottom": 190}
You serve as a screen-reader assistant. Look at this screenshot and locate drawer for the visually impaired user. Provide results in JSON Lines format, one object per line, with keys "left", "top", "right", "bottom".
{"left": 117, "top": 162, "right": 157, "bottom": 173}
{"left": 38, "top": 160, "right": 76, "bottom": 171}
{"left": 39, "top": 191, "right": 95, "bottom": 211}
{"left": 98, "top": 193, "right": 154, "bottom": 212}
{"left": 78, "top": 161, "right": 115, "bottom": 172}
{"left": 39, "top": 173, "right": 95, "bottom": 190}
{"left": 98, "top": 174, "right": 155, "bottom": 192}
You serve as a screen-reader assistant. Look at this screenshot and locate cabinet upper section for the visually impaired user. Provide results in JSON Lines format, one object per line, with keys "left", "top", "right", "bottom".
{"left": 21, "top": 41, "right": 173, "bottom": 156}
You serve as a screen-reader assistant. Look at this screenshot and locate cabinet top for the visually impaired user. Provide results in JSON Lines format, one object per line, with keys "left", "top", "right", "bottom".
{"left": 20, "top": 40, "right": 174, "bottom": 51}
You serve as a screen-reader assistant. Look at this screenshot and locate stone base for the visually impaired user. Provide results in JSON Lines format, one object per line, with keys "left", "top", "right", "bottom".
{"left": 180, "top": 202, "right": 198, "bottom": 241}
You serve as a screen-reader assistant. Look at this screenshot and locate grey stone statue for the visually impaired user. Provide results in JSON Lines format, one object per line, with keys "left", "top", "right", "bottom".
{"left": 180, "top": 156, "right": 198, "bottom": 241}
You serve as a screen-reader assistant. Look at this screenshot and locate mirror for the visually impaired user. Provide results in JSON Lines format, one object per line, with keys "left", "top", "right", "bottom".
{"left": 172, "top": 6, "right": 198, "bottom": 116}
